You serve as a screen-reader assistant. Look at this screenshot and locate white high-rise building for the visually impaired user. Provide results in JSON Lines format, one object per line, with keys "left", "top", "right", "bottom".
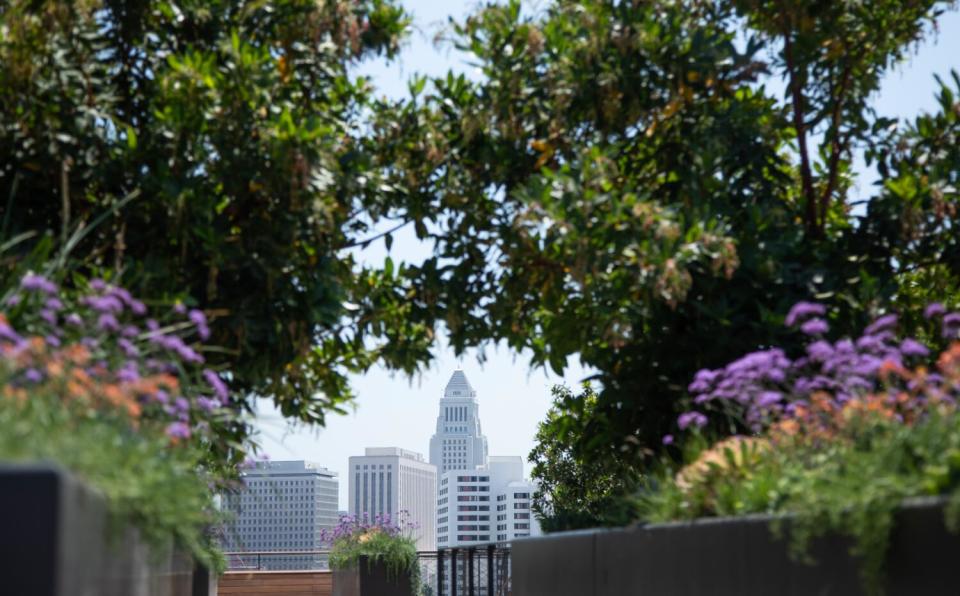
{"left": 429, "top": 370, "right": 489, "bottom": 474}
{"left": 437, "top": 456, "right": 542, "bottom": 548}
{"left": 348, "top": 447, "right": 437, "bottom": 551}
{"left": 221, "top": 461, "right": 338, "bottom": 570}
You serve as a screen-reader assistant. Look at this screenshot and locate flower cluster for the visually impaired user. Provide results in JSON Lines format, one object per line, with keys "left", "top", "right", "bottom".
{"left": 321, "top": 511, "right": 420, "bottom": 545}
{"left": 1, "top": 272, "right": 240, "bottom": 444}
{"left": 676, "top": 301, "right": 960, "bottom": 437}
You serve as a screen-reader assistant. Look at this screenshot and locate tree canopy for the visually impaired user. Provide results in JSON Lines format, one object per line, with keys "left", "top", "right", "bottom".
{"left": 0, "top": 0, "right": 432, "bottom": 426}
{"left": 3, "top": 1, "right": 959, "bottom": 521}
{"left": 360, "top": 0, "right": 960, "bottom": 524}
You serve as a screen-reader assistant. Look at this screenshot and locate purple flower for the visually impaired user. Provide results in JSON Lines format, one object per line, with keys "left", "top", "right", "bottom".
{"left": 925, "top": 303, "right": 946, "bottom": 319}
{"left": 688, "top": 368, "right": 719, "bottom": 393}
{"left": 97, "top": 313, "right": 120, "bottom": 332}
{"left": 853, "top": 355, "right": 884, "bottom": 377}
{"left": 83, "top": 295, "right": 123, "bottom": 313}
{"left": 864, "top": 314, "right": 898, "bottom": 336}
{"left": 944, "top": 312, "right": 960, "bottom": 331}
{"left": 174, "top": 397, "right": 190, "bottom": 414}
{"left": 197, "top": 397, "right": 220, "bottom": 412}
{"left": 122, "top": 325, "right": 139, "bottom": 338}
{"left": 677, "top": 411, "right": 708, "bottom": 430}
{"left": 173, "top": 302, "right": 187, "bottom": 315}
{"left": 118, "top": 338, "right": 139, "bottom": 358}
{"left": 806, "top": 340, "right": 834, "bottom": 362}
{"left": 165, "top": 422, "right": 191, "bottom": 440}
{"left": 65, "top": 313, "right": 83, "bottom": 327}
{"left": 45, "top": 297, "right": 63, "bottom": 311}
{"left": 756, "top": 391, "right": 782, "bottom": 408}
{"left": 662, "top": 434, "right": 674, "bottom": 446}
{"left": 130, "top": 300, "right": 147, "bottom": 315}
{"left": 40, "top": 309, "right": 57, "bottom": 325}
{"left": 899, "top": 338, "right": 930, "bottom": 358}
{"left": 117, "top": 363, "right": 140, "bottom": 383}
{"left": 89, "top": 279, "right": 107, "bottom": 291}
{"left": 45, "top": 335, "right": 61, "bottom": 347}
{"left": 189, "top": 309, "right": 211, "bottom": 340}
{"left": 177, "top": 344, "right": 204, "bottom": 364}
{"left": 203, "top": 369, "right": 229, "bottom": 403}
{"left": 5, "top": 294, "right": 21, "bottom": 307}
{"left": 800, "top": 318, "right": 829, "bottom": 336}
{"left": 146, "top": 319, "right": 160, "bottom": 331}
{"left": 108, "top": 287, "right": 134, "bottom": 305}
{"left": 856, "top": 334, "right": 886, "bottom": 353}
{"left": 785, "top": 302, "right": 826, "bottom": 327}
{"left": 21, "top": 273, "right": 58, "bottom": 294}
{"left": 24, "top": 368, "right": 43, "bottom": 383}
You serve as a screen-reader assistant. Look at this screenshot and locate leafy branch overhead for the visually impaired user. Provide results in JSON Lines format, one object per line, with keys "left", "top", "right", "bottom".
{"left": 360, "top": 0, "right": 960, "bottom": 504}
{"left": 0, "top": 0, "right": 424, "bottom": 425}
{"left": 2, "top": 0, "right": 960, "bottom": 484}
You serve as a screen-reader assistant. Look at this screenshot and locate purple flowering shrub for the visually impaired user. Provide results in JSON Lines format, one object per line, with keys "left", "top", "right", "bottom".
{"left": 676, "top": 301, "right": 960, "bottom": 437}
{"left": 325, "top": 512, "right": 421, "bottom": 582}
{"left": 0, "top": 271, "right": 257, "bottom": 568}
{"left": 639, "top": 302, "right": 960, "bottom": 591}
{"left": 1, "top": 272, "right": 249, "bottom": 464}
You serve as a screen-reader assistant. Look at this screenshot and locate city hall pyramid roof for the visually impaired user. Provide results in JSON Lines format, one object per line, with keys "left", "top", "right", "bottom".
{"left": 443, "top": 369, "right": 476, "bottom": 398}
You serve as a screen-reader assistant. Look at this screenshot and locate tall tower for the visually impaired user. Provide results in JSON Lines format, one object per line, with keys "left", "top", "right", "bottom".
{"left": 429, "top": 370, "right": 489, "bottom": 474}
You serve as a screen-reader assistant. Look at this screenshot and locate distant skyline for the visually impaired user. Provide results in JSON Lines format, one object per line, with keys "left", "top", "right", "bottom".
{"left": 255, "top": 1, "right": 960, "bottom": 511}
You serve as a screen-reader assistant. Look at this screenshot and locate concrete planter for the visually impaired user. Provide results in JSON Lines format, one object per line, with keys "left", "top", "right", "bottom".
{"left": 512, "top": 498, "right": 960, "bottom": 595}
{"left": 333, "top": 557, "right": 415, "bottom": 596}
{"left": 0, "top": 463, "right": 216, "bottom": 596}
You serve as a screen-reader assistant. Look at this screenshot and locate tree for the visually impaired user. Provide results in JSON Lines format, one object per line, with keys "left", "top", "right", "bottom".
{"left": 530, "top": 384, "right": 639, "bottom": 531}
{"left": 0, "top": 0, "right": 433, "bottom": 428}
{"left": 360, "top": 0, "right": 960, "bottom": 477}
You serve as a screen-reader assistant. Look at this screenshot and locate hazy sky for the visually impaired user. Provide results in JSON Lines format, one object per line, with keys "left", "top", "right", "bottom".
{"left": 256, "top": 1, "right": 960, "bottom": 510}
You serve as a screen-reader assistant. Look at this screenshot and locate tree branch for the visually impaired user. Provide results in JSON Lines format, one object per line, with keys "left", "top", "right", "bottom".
{"left": 337, "top": 219, "right": 412, "bottom": 250}
{"left": 819, "top": 63, "right": 853, "bottom": 233}
{"left": 783, "top": 32, "right": 819, "bottom": 238}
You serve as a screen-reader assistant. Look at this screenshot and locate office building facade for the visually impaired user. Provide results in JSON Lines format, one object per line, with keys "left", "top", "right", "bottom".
{"left": 221, "top": 460, "right": 338, "bottom": 570}
{"left": 348, "top": 447, "right": 438, "bottom": 551}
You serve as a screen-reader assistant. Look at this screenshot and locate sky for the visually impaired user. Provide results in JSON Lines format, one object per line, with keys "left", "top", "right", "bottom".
{"left": 256, "top": 1, "right": 960, "bottom": 511}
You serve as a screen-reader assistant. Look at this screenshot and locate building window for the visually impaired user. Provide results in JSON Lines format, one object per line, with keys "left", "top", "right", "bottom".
{"left": 387, "top": 472, "right": 392, "bottom": 514}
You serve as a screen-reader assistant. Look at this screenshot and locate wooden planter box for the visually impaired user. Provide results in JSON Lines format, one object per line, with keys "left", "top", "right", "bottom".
{"left": 0, "top": 463, "right": 215, "bottom": 596}
{"left": 512, "top": 497, "right": 960, "bottom": 595}
{"left": 333, "top": 557, "right": 414, "bottom": 596}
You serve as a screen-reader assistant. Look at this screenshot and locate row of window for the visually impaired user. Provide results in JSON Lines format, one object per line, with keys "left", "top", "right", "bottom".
{"left": 457, "top": 535, "right": 491, "bottom": 542}
{"left": 457, "top": 485, "right": 489, "bottom": 492}
{"left": 444, "top": 405, "right": 471, "bottom": 422}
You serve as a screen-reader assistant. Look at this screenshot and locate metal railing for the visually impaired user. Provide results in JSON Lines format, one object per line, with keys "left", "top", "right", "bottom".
{"left": 223, "top": 550, "right": 330, "bottom": 571}
{"left": 223, "top": 543, "right": 512, "bottom": 595}
{"left": 435, "top": 544, "right": 512, "bottom": 596}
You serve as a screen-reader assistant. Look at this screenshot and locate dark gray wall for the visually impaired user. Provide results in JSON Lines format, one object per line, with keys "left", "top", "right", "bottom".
{"left": 512, "top": 499, "right": 960, "bottom": 596}
{"left": 0, "top": 464, "right": 213, "bottom": 596}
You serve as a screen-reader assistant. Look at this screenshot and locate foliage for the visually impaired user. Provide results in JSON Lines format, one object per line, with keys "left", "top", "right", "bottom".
{"left": 360, "top": 0, "right": 960, "bottom": 478}
{"left": 0, "top": 0, "right": 425, "bottom": 429}
{"left": 529, "top": 384, "right": 639, "bottom": 530}
{"left": 639, "top": 308, "right": 960, "bottom": 593}
{"left": 325, "top": 514, "right": 420, "bottom": 591}
{"left": 0, "top": 271, "right": 249, "bottom": 569}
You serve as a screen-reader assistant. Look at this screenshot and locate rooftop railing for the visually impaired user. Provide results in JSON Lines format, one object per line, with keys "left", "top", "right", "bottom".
{"left": 222, "top": 543, "right": 513, "bottom": 596}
